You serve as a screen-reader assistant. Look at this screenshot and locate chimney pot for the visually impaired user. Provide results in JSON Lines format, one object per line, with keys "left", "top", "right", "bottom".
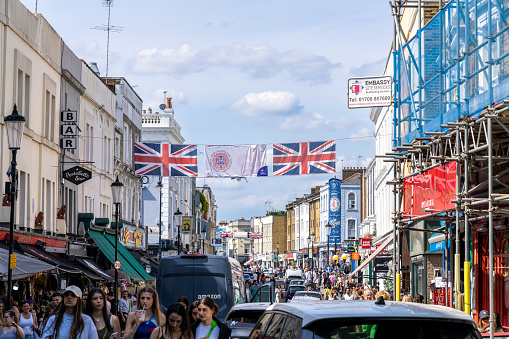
{"left": 167, "top": 97, "right": 172, "bottom": 109}
{"left": 148, "top": 107, "right": 152, "bottom": 114}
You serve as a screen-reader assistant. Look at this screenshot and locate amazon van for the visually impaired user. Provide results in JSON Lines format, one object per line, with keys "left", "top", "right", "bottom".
{"left": 157, "top": 254, "right": 246, "bottom": 320}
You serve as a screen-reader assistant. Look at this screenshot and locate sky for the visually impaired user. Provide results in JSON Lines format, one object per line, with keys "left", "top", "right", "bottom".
{"left": 21, "top": 0, "right": 393, "bottom": 222}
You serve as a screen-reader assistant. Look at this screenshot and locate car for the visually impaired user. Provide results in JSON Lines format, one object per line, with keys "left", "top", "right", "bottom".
{"left": 157, "top": 254, "right": 246, "bottom": 321}
{"left": 285, "top": 284, "right": 306, "bottom": 302}
{"left": 244, "top": 273, "right": 252, "bottom": 284}
{"left": 288, "top": 279, "right": 305, "bottom": 286}
{"left": 248, "top": 300, "right": 482, "bottom": 339}
{"left": 224, "top": 302, "right": 271, "bottom": 339}
{"left": 290, "top": 291, "right": 321, "bottom": 302}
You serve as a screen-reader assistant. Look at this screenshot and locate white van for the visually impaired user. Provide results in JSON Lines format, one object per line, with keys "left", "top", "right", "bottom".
{"left": 285, "top": 269, "right": 303, "bottom": 279}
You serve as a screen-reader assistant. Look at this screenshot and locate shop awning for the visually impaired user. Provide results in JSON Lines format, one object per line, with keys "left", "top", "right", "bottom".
{"left": 350, "top": 233, "right": 394, "bottom": 277}
{"left": 20, "top": 244, "right": 82, "bottom": 274}
{"left": 129, "top": 250, "right": 158, "bottom": 273}
{"left": 75, "top": 258, "right": 114, "bottom": 281}
{"left": 0, "top": 248, "right": 55, "bottom": 280}
{"left": 88, "top": 230, "right": 153, "bottom": 282}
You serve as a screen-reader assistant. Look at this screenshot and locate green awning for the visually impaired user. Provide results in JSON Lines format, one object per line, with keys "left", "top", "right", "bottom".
{"left": 88, "top": 230, "right": 153, "bottom": 282}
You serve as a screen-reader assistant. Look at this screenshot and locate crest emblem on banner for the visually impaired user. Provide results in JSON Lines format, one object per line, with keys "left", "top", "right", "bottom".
{"left": 330, "top": 197, "right": 340, "bottom": 212}
{"left": 211, "top": 151, "right": 232, "bottom": 171}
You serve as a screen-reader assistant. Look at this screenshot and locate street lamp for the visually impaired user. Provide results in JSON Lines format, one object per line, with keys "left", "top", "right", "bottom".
{"left": 174, "top": 208, "right": 183, "bottom": 254}
{"left": 110, "top": 176, "right": 123, "bottom": 317}
{"left": 5, "top": 105, "right": 25, "bottom": 310}
{"left": 325, "top": 223, "right": 332, "bottom": 268}
{"left": 201, "top": 227, "right": 207, "bottom": 254}
{"left": 310, "top": 233, "right": 315, "bottom": 271}
{"left": 156, "top": 179, "right": 163, "bottom": 262}
{"left": 276, "top": 242, "right": 279, "bottom": 268}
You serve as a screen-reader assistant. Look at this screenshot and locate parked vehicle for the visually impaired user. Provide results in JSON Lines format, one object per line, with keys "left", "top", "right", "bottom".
{"left": 285, "top": 285, "right": 306, "bottom": 302}
{"left": 224, "top": 302, "right": 271, "bottom": 339}
{"left": 248, "top": 300, "right": 481, "bottom": 339}
{"left": 157, "top": 254, "right": 246, "bottom": 321}
{"left": 290, "top": 291, "right": 321, "bottom": 302}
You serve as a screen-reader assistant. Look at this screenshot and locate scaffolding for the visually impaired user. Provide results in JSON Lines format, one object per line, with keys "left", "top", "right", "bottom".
{"left": 383, "top": 103, "right": 509, "bottom": 336}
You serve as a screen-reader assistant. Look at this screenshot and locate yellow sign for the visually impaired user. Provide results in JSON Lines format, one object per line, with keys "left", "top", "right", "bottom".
{"left": 10, "top": 254, "right": 16, "bottom": 269}
{"left": 122, "top": 228, "right": 130, "bottom": 244}
{"left": 182, "top": 217, "right": 192, "bottom": 233}
{"left": 134, "top": 229, "right": 142, "bottom": 248}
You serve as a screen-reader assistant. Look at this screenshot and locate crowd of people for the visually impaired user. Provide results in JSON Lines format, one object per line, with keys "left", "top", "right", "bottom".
{"left": 0, "top": 286, "right": 231, "bottom": 339}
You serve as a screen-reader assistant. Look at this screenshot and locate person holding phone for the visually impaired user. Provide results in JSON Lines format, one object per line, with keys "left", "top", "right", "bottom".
{"left": 85, "top": 288, "right": 121, "bottom": 339}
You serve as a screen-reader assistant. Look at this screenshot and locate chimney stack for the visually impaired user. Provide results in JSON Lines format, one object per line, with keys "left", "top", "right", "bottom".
{"left": 148, "top": 107, "right": 152, "bottom": 114}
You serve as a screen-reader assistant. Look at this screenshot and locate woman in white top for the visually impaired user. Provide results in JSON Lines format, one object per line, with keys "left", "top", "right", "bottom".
{"left": 18, "top": 301, "right": 37, "bottom": 339}
{"left": 275, "top": 285, "right": 282, "bottom": 303}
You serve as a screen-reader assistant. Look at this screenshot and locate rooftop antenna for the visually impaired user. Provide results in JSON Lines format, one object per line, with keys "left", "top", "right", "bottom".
{"left": 91, "top": 0, "right": 123, "bottom": 78}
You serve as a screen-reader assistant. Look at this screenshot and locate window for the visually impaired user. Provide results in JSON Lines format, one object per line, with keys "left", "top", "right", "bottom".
{"left": 348, "top": 192, "right": 356, "bottom": 209}
{"left": 43, "top": 74, "right": 57, "bottom": 141}
{"left": 15, "top": 49, "right": 32, "bottom": 127}
{"left": 348, "top": 219, "right": 356, "bottom": 239}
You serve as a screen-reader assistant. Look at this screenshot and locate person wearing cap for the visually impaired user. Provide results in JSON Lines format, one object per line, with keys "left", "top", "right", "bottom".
{"left": 40, "top": 286, "right": 98, "bottom": 339}
{"left": 478, "top": 310, "right": 490, "bottom": 333}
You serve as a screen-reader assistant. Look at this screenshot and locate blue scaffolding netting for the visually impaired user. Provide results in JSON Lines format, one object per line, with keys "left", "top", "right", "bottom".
{"left": 394, "top": 0, "right": 509, "bottom": 146}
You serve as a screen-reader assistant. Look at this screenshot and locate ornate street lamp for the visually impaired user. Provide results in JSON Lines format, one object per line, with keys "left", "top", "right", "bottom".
{"left": 325, "top": 223, "right": 332, "bottom": 268}
{"left": 156, "top": 180, "right": 163, "bottom": 262}
{"left": 276, "top": 242, "right": 279, "bottom": 269}
{"left": 201, "top": 227, "right": 207, "bottom": 254}
{"left": 310, "top": 233, "right": 315, "bottom": 270}
{"left": 110, "top": 176, "right": 123, "bottom": 317}
{"left": 5, "top": 105, "right": 25, "bottom": 309}
{"left": 174, "top": 208, "right": 182, "bottom": 254}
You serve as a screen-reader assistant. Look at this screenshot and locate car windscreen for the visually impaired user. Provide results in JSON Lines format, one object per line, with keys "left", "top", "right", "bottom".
{"left": 303, "top": 318, "right": 481, "bottom": 339}
{"left": 294, "top": 291, "right": 320, "bottom": 298}
{"left": 225, "top": 310, "right": 266, "bottom": 325}
{"left": 289, "top": 286, "right": 306, "bottom": 293}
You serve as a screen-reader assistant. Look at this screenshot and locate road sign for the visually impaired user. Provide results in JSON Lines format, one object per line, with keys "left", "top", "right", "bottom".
{"left": 114, "top": 260, "right": 121, "bottom": 270}
{"left": 326, "top": 265, "right": 331, "bottom": 273}
{"left": 9, "top": 254, "right": 16, "bottom": 269}
{"left": 352, "top": 252, "right": 360, "bottom": 260}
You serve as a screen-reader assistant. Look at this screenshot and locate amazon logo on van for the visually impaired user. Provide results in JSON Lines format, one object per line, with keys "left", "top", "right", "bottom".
{"left": 198, "top": 294, "right": 222, "bottom": 299}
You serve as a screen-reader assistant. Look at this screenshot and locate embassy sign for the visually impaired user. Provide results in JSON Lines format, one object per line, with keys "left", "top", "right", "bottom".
{"left": 63, "top": 166, "right": 92, "bottom": 185}
{"left": 348, "top": 76, "right": 392, "bottom": 109}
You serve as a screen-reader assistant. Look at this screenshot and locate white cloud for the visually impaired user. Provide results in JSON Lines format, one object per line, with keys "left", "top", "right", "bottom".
{"left": 130, "top": 43, "right": 339, "bottom": 84}
{"left": 349, "top": 58, "right": 387, "bottom": 77}
{"left": 279, "top": 112, "right": 350, "bottom": 131}
{"left": 230, "top": 91, "right": 302, "bottom": 117}
{"left": 348, "top": 127, "right": 374, "bottom": 141}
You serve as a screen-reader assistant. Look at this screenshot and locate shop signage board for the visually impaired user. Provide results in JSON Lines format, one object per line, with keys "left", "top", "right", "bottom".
{"left": 374, "top": 254, "right": 392, "bottom": 273}
{"left": 10, "top": 254, "right": 16, "bottom": 269}
{"left": 181, "top": 218, "right": 192, "bottom": 233}
{"left": 328, "top": 178, "right": 342, "bottom": 243}
{"left": 402, "top": 162, "right": 457, "bottom": 217}
{"left": 60, "top": 111, "right": 78, "bottom": 149}
{"left": 348, "top": 76, "right": 392, "bottom": 108}
{"left": 361, "top": 238, "right": 371, "bottom": 249}
{"left": 120, "top": 224, "right": 146, "bottom": 251}
{"left": 63, "top": 166, "right": 92, "bottom": 185}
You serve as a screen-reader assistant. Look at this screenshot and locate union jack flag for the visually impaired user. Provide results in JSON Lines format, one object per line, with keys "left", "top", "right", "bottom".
{"left": 218, "top": 230, "right": 233, "bottom": 238}
{"left": 134, "top": 142, "right": 198, "bottom": 177}
{"left": 272, "top": 140, "right": 336, "bottom": 176}
{"left": 248, "top": 232, "right": 263, "bottom": 239}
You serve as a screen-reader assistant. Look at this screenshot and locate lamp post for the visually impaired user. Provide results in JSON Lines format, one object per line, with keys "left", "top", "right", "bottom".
{"left": 276, "top": 242, "right": 279, "bottom": 268}
{"left": 310, "top": 233, "right": 315, "bottom": 271}
{"left": 201, "top": 227, "right": 207, "bottom": 254}
{"left": 110, "top": 176, "right": 123, "bottom": 317}
{"left": 174, "top": 208, "right": 182, "bottom": 254}
{"left": 5, "top": 105, "right": 25, "bottom": 310}
{"left": 156, "top": 179, "right": 163, "bottom": 262}
{"left": 325, "top": 223, "right": 332, "bottom": 269}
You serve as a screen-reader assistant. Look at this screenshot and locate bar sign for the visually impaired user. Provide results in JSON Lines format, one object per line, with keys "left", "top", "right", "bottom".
{"left": 10, "top": 254, "right": 16, "bottom": 269}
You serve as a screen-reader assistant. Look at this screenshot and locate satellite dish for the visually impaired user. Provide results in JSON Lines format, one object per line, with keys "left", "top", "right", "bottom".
{"left": 159, "top": 104, "right": 166, "bottom": 110}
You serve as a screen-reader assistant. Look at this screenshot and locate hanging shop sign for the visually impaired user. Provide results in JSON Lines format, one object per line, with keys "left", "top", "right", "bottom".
{"left": 181, "top": 217, "right": 192, "bottom": 233}
{"left": 60, "top": 111, "right": 78, "bottom": 149}
{"left": 402, "top": 162, "right": 457, "bottom": 217}
{"left": 361, "top": 238, "right": 371, "bottom": 249}
{"left": 120, "top": 225, "right": 146, "bottom": 250}
{"left": 348, "top": 76, "right": 392, "bottom": 109}
{"left": 374, "top": 254, "right": 392, "bottom": 273}
{"left": 63, "top": 166, "right": 92, "bottom": 185}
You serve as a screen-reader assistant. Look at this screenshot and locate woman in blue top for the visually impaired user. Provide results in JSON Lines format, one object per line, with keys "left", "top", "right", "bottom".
{"left": 124, "top": 287, "right": 165, "bottom": 339}
{"left": 40, "top": 285, "right": 98, "bottom": 339}
{"left": 0, "top": 310, "right": 24, "bottom": 339}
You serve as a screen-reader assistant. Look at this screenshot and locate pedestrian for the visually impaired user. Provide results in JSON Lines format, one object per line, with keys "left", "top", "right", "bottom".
{"left": 245, "top": 283, "right": 252, "bottom": 302}
{"left": 124, "top": 286, "right": 165, "bottom": 339}
{"left": 478, "top": 310, "right": 490, "bottom": 333}
{"left": 0, "top": 300, "right": 6, "bottom": 333}
{"left": 40, "top": 285, "right": 98, "bottom": 339}
{"left": 176, "top": 297, "right": 189, "bottom": 311}
{"left": 188, "top": 301, "right": 199, "bottom": 323}
{"left": 363, "top": 289, "right": 373, "bottom": 301}
{"left": 0, "top": 310, "right": 25, "bottom": 339}
{"left": 18, "top": 300, "right": 37, "bottom": 339}
{"left": 51, "top": 293, "right": 63, "bottom": 306}
{"left": 275, "top": 285, "right": 282, "bottom": 303}
{"left": 342, "top": 288, "right": 355, "bottom": 301}
{"left": 150, "top": 303, "right": 192, "bottom": 339}
{"left": 191, "top": 297, "right": 231, "bottom": 339}
{"left": 402, "top": 294, "right": 413, "bottom": 302}
{"left": 85, "top": 288, "right": 120, "bottom": 339}
{"left": 118, "top": 291, "right": 130, "bottom": 331}
{"left": 249, "top": 281, "right": 259, "bottom": 302}
{"left": 413, "top": 293, "right": 424, "bottom": 303}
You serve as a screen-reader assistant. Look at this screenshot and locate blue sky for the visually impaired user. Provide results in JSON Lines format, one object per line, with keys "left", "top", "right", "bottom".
{"left": 21, "top": 0, "right": 392, "bottom": 221}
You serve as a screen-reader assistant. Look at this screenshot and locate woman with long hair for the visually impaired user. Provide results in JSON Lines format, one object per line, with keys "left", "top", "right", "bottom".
{"left": 0, "top": 300, "right": 6, "bottom": 332}
{"left": 124, "top": 286, "right": 165, "bottom": 339}
{"left": 40, "top": 285, "right": 98, "bottom": 339}
{"left": 187, "top": 302, "right": 199, "bottom": 324}
{"left": 190, "top": 297, "right": 230, "bottom": 339}
{"left": 85, "top": 288, "right": 120, "bottom": 339}
{"left": 150, "top": 303, "right": 193, "bottom": 339}
{"left": 19, "top": 301, "right": 37, "bottom": 339}
{"left": 0, "top": 310, "right": 25, "bottom": 339}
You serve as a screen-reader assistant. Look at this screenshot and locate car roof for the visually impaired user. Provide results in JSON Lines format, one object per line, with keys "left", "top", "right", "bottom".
{"left": 294, "top": 291, "right": 320, "bottom": 295}
{"left": 229, "top": 302, "right": 272, "bottom": 312}
{"left": 265, "top": 300, "right": 477, "bottom": 326}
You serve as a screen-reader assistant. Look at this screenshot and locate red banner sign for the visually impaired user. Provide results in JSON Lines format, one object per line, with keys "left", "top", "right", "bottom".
{"left": 361, "top": 238, "right": 371, "bottom": 249}
{"left": 403, "top": 162, "right": 457, "bottom": 217}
